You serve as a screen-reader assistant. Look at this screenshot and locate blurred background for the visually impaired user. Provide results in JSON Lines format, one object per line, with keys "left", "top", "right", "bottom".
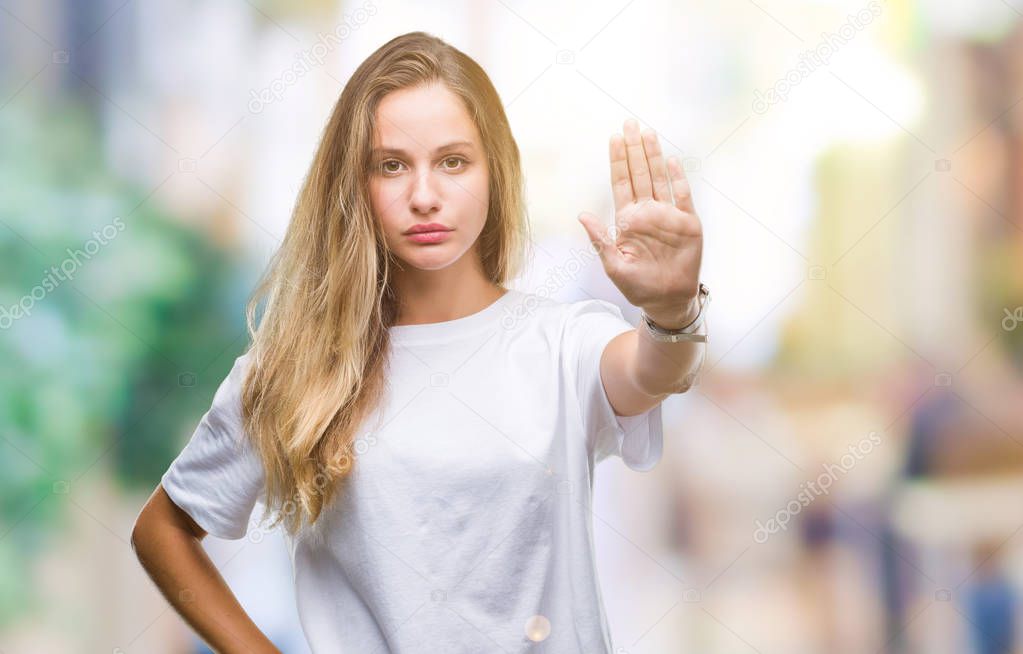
{"left": 2, "top": 0, "right": 1023, "bottom": 652}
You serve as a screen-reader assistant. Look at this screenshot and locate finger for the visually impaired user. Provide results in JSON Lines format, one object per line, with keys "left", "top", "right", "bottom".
{"left": 642, "top": 129, "right": 671, "bottom": 204}
{"left": 577, "top": 211, "right": 621, "bottom": 274}
{"left": 609, "top": 134, "right": 632, "bottom": 212}
{"left": 667, "top": 156, "right": 695, "bottom": 213}
{"left": 623, "top": 118, "right": 653, "bottom": 201}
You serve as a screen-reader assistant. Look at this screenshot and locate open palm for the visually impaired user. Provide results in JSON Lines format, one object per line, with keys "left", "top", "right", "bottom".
{"left": 578, "top": 118, "right": 703, "bottom": 321}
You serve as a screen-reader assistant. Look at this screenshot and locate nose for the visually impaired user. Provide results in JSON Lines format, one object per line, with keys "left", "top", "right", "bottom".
{"left": 409, "top": 170, "right": 442, "bottom": 215}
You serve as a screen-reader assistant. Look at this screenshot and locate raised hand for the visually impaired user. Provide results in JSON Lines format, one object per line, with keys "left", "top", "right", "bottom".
{"left": 577, "top": 118, "right": 704, "bottom": 328}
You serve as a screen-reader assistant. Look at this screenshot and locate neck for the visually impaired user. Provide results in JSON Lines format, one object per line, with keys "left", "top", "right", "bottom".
{"left": 390, "top": 251, "right": 505, "bottom": 326}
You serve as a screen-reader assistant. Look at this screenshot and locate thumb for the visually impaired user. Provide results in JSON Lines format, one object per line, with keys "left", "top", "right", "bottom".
{"left": 577, "top": 211, "right": 615, "bottom": 257}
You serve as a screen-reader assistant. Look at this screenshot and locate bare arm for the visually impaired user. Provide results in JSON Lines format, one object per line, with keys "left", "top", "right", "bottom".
{"left": 601, "top": 310, "right": 707, "bottom": 417}
{"left": 578, "top": 119, "right": 708, "bottom": 416}
{"left": 131, "top": 484, "right": 281, "bottom": 654}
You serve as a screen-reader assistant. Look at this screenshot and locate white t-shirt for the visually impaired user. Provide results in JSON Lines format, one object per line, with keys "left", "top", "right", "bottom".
{"left": 161, "top": 288, "right": 664, "bottom": 653}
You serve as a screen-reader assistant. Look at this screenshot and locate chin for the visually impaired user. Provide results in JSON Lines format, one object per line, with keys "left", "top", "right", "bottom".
{"left": 396, "top": 247, "right": 463, "bottom": 272}
{"left": 404, "top": 260, "right": 459, "bottom": 272}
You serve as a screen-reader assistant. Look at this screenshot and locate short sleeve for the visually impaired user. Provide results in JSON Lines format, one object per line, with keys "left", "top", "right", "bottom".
{"left": 563, "top": 299, "right": 664, "bottom": 471}
{"left": 161, "top": 352, "right": 265, "bottom": 540}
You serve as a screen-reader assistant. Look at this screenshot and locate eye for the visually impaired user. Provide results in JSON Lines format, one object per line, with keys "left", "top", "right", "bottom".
{"left": 441, "top": 156, "right": 467, "bottom": 171}
{"left": 380, "top": 159, "right": 405, "bottom": 175}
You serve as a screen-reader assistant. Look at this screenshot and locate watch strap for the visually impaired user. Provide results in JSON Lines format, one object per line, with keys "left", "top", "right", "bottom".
{"left": 640, "top": 283, "right": 710, "bottom": 343}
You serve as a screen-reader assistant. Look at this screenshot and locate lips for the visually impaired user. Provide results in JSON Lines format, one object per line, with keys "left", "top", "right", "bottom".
{"left": 404, "top": 223, "right": 453, "bottom": 235}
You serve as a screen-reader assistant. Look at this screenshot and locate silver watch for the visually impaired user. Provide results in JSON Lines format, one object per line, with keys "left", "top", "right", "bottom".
{"left": 640, "top": 283, "right": 710, "bottom": 343}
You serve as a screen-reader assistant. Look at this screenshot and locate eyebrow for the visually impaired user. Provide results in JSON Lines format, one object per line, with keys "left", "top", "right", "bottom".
{"left": 371, "top": 141, "right": 475, "bottom": 157}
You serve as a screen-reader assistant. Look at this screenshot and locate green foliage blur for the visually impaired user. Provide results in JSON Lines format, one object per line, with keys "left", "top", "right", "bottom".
{"left": 0, "top": 96, "right": 251, "bottom": 625}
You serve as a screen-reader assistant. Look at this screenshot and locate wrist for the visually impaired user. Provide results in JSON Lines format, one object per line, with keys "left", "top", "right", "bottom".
{"left": 642, "top": 295, "right": 701, "bottom": 331}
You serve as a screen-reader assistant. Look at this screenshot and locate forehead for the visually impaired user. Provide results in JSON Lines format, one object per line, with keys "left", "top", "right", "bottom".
{"left": 373, "top": 82, "right": 479, "bottom": 150}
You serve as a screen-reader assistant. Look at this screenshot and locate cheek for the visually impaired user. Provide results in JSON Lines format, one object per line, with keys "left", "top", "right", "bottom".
{"left": 369, "top": 181, "right": 399, "bottom": 228}
{"left": 455, "top": 169, "right": 490, "bottom": 219}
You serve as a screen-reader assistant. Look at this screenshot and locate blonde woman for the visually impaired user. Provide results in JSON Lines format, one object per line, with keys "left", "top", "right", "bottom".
{"left": 131, "top": 31, "right": 708, "bottom": 654}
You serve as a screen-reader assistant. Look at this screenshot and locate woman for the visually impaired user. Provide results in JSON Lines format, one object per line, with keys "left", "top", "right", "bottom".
{"left": 131, "top": 30, "right": 708, "bottom": 654}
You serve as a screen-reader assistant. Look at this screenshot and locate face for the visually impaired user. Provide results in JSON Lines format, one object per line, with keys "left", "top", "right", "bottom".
{"left": 368, "top": 82, "right": 490, "bottom": 272}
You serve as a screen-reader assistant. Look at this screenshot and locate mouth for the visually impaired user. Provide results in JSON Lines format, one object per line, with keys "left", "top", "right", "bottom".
{"left": 404, "top": 223, "right": 453, "bottom": 235}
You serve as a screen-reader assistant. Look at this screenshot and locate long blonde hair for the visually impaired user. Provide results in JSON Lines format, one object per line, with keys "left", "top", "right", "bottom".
{"left": 242, "top": 31, "right": 530, "bottom": 536}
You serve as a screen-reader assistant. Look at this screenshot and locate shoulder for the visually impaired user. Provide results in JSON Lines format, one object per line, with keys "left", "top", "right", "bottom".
{"left": 504, "top": 292, "right": 630, "bottom": 359}
{"left": 230, "top": 349, "right": 256, "bottom": 380}
{"left": 505, "top": 290, "right": 624, "bottom": 329}
{"left": 561, "top": 297, "right": 626, "bottom": 322}
{"left": 208, "top": 350, "right": 256, "bottom": 418}
{"left": 555, "top": 296, "right": 629, "bottom": 335}
{"left": 557, "top": 296, "right": 634, "bottom": 362}
{"left": 220, "top": 350, "right": 255, "bottom": 391}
